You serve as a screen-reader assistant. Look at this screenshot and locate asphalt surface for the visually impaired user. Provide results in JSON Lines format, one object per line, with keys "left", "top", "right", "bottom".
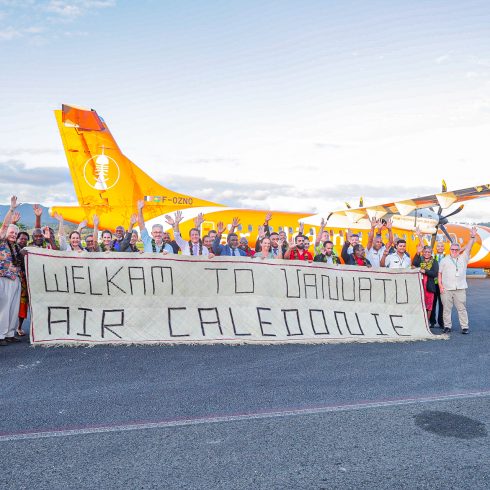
{"left": 1, "top": 279, "right": 489, "bottom": 489}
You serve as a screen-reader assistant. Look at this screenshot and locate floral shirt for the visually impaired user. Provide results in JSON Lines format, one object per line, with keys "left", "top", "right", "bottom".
{"left": 0, "top": 239, "right": 21, "bottom": 280}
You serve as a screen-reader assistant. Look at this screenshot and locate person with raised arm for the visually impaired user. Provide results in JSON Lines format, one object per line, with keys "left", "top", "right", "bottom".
{"left": 0, "top": 196, "right": 23, "bottom": 346}
{"left": 137, "top": 200, "right": 173, "bottom": 254}
{"left": 341, "top": 229, "right": 360, "bottom": 264}
{"left": 380, "top": 238, "right": 411, "bottom": 268}
{"left": 212, "top": 221, "right": 247, "bottom": 257}
{"left": 429, "top": 240, "right": 446, "bottom": 328}
{"left": 254, "top": 212, "right": 273, "bottom": 252}
{"left": 119, "top": 214, "right": 140, "bottom": 252}
{"left": 413, "top": 243, "right": 439, "bottom": 322}
{"left": 314, "top": 218, "right": 331, "bottom": 256}
{"left": 314, "top": 240, "right": 340, "bottom": 265}
{"left": 83, "top": 215, "right": 100, "bottom": 252}
{"left": 366, "top": 218, "right": 394, "bottom": 267}
{"left": 165, "top": 211, "right": 209, "bottom": 256}
{"left": 284, "top": 234, "right": 313, "bottom": 261}
{"left": 54, "top": 213, "right": 84, "bottom": 252}
{"left": 438, "top": 227, "right": 478, "bottom": 334}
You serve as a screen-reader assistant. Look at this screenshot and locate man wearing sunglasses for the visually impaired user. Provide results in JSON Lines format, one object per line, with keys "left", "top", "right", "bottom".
{"left": 438, "top": 227, "right": 477, "bottom": 334}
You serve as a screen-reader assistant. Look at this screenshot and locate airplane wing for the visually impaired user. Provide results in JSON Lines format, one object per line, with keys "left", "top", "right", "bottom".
{"left": 327, "top": 184, "right": 490, "bottom": 223}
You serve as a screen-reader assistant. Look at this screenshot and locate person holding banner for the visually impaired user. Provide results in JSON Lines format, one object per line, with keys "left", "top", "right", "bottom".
{"left": 137, "top": 200, "right": 173, "bottom": 254}
{"left": 0, "top": 196, "right": 23, "bottom": 346}
{"left": 438, "top": 228, "right": 477, "bottom": 334}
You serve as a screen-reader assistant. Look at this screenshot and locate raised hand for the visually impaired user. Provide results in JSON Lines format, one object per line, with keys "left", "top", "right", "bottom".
{"left": 264, "top": 212, "right": 272, "bottom": 223}
{"left": 298, "top": 222, "right": 304, "bottom": 234}
{"left": 137, "top": 199, "right": 145, "bottom": 211}
{"left": 258, "top": 225, "right": 265, "bottom": 238}
{"left": 217, "top": 221, "right": 225, "bottom": 234}
{"left": 471, "top": 226, "right": 477, "bottom": 237}
{"left": 43, "top": 226, "right": 50, "bottom": 239}
{"left": 320, "top": 217, "right": 325, "bottom": 229}
{"left": 33, "top": 204, "right": 42, "bottom": 216}
{"left": 289, "top": 239, "right": 296, "bottom": 249}
{"left": 129, "top": 213, "right": 138, "bottom": 227}
{"left": 174, "top": 210, "right": 183, "bottom": 225}
{"left": 231, "top": 216, "right": 240, "bottom": 228}
{"left": 385, "top": 218, "right": 393, "bottom": 230}
{"left": 11, "top": 211, "right": 20, "bottom": 224}
{"left": 78, "top": 219, "right": 88, "bottom": 230}
{"left": 346, "top": 229, "right": 352, "bottom": 242}
{"left": 10, "top": 195, "right": 19, "bottom": 210}
{"left": 53, "top": 212, "right": 63, "bottom": 222}
{"left": 164, "top": 214, "right": 175, "bottom": 226}
{"left": 92, "top": 214, "right": 99, "bottom": 227}
{"left": 370, "top": 217, "right": 377, "bottom": 229}
{"left": 193, "top": 212, "right": 204, "bottom": 228}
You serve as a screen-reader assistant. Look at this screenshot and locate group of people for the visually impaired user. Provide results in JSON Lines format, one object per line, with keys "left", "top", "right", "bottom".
{"left": 0, "top": 196, "right": 479, "bottom": 345}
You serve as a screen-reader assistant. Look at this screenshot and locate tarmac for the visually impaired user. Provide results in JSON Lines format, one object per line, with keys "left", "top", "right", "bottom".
{"left": 1, "top": 279, "right": 489, "bottom": 489}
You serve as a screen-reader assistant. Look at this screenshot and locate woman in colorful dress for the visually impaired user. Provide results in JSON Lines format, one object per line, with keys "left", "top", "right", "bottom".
{"left": 413, "top": 245, "right": 439, "bottom": 321}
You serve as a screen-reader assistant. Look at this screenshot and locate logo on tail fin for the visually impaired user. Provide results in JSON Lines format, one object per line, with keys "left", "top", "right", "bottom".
{"left": 83, "top": 151, "right": 120, "bottom": 191}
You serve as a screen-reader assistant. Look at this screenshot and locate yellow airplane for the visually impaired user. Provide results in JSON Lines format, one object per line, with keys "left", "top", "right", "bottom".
{"left": 51, "top": 104, "right": 490, "bottom": 268}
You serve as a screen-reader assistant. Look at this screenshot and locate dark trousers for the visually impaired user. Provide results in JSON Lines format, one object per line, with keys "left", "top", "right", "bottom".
{"left": 429, "top": 283, "right": 444, "bottom": 327}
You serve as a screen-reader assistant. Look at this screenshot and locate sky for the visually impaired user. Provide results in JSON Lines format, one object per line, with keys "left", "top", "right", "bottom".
{"left": 1, "top": 0, "right": 490, "bottom": 222}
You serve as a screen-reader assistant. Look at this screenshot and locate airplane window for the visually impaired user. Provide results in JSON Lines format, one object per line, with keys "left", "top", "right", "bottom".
{"left": 309, "top": 228, "right": 314, "bottom": 235}
{"left": 289, "top": 227, "right": 293, "bottom": 233}
{"left": 248, "top": 225, "right": 252, "bottom": 232}
{"left": 269, "top": 226, "right": 274, "bottom": 231}
{"left": 238, "top": 224, "right": 243, "bottom": 231}
{"left": 402, "top": 234, "right": 406, "bottom": 239}
{"left": 279, "top": 226, "right": 283, "bottom": 232}
{"left": 411, "top": 234, "right": 415, "bottom": 241}
{"left": 339, "top": 230, "right": 343, "bottom": 237}
{"left": 330, "top": 229, "right": 334, "bottom": 236}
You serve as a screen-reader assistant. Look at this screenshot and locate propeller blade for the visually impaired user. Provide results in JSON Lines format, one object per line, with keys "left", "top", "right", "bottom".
{"left": 441, "top": 204, "right": 464, "bottom": 220}
{"left": 442, "top": 179, "right": 447, "bottom": 192}
{"left": 430, "top": 227, "right": 438, "bottom": 249}
{"left": 359, "top": 197, "right": 364, "bottom": 207}
{"left": 345, "top": 202, "right": 351, "bottom": 209}
{"left": 439, "top": 224, "right": 454, "bottom": 243}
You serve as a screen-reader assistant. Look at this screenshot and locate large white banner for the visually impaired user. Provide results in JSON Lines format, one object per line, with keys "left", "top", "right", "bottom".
{"left": 25, "top": 248, "right": 434, "bottom": 345}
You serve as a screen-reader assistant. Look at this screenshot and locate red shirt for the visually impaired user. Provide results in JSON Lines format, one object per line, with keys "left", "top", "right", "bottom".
{"left": 288, "top": 249, "right": 313, "bottom": 261}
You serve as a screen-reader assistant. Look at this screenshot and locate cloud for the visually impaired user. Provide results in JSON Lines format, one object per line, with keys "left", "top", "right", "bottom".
{"left": 0, "top": 159, "right": 71, "bottom": 186}
{"left": 435, "top": 54, "right": 451, "bottom": 64}
{"left": 164, "top": 174, "right": 441, "bottom": 210}
{"left": 0, "top": 0, "right": 116, "bottom": 41}
{"left": 0, "top": 147, "right": 60, "bottom": 156}
{"left": 0, "top": 26, "right": 22, "bottom": 40}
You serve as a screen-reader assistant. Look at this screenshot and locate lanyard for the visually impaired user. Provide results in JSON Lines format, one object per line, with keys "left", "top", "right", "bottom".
{"left": 450, "top": 257, "right": 459, "bottom": 272}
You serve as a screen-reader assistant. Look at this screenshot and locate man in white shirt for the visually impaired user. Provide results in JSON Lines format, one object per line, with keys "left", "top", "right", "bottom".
{"left": 438, "top": 228, "right": 477, "bottom": 334}
{"left": 366, "top": 218, "right": 394, "bottom": 268}
{"left": 381, "top": 239, "right": 411, "bottom": 268}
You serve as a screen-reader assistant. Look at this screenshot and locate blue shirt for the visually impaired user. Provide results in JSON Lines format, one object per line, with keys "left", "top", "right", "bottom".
{"left": 141, "top": 229, "right": 174, "bottom": 253}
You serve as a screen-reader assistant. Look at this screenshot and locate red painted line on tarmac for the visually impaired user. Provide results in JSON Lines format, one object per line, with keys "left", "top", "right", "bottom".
{"left": 1, "top": 389, "right": 489, "bottom": 443}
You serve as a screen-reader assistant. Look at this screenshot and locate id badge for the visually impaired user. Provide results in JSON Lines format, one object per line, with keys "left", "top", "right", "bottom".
{"left": 455, "top": 270, "right": 461, "bottom": 277}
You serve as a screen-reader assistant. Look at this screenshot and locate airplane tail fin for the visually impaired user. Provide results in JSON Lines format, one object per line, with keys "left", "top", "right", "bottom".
{"left": 54, "top": 105, "right": 221, "bottom": 224}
